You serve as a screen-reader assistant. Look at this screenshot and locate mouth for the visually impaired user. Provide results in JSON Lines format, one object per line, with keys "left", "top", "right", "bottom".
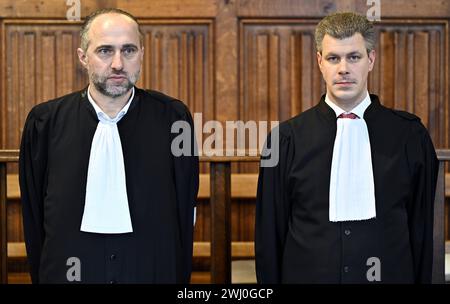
{"left": 334, "top": 81, "right": 356, "bottom": 86}
{"left": 108, "top": 75, "right": 127, "bottom": 80}
{"left": 107, "top": 75, "right": 128, "bottom": 84}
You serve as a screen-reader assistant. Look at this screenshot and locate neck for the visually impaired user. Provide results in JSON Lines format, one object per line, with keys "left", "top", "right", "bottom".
{"left": 89, "top": 85, "right": 132, "bottom": 118}
{"left": 327, "top": 90, "right": 368, "bottom": 112}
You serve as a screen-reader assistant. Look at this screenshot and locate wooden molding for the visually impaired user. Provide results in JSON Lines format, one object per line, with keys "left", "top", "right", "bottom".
{"left": 0, "top": 0, "right": 217, "bottom": 18}
{"left": 6, "top": 172, "right": 450, "bottom": 200}
{"left": 237, "top": 0, "right": 450, "bottom": 18}
{"left": 8, "top": 241, "right": 255, "bottom": 258}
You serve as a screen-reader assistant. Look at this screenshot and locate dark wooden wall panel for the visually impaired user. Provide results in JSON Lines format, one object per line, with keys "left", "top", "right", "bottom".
{"left": 138, "top": 21, "right": 214, "bottom": 122}
{"left": 240, "top": 20, "right": 447, "bottom": 154}
{"left": 3, "top": 21, "right": 214, "bottom": 150}
{"left": 369, "top": 23, "right": 447, "bottom": 148}
{"left": 4, "top": 23, "right": 86, "bottom": 151}
{"left": 240, "top": 21, "right": 324, "bottom": 125}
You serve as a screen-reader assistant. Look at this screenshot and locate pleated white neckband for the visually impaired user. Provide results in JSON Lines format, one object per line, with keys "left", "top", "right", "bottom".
{"left": 80, "top": 87, "right": 134, "bottom": 233}
{"left": 326, "top": 93, "right": 376, "bottom": 222}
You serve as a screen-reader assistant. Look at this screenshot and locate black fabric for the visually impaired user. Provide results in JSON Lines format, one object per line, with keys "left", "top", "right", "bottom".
{"left": 19, "top": 87, "right": 199, "bottom": 283}
{"left": 255, "top": 95, "right": 438, "bottom": 284}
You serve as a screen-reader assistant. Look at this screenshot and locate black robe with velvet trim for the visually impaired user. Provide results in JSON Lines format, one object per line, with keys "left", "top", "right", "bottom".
{"left": 19, "top": 87, "right": 199, "bottom": 283}
{"left": 255, "top": 94, "right": 438, "bottom": 284}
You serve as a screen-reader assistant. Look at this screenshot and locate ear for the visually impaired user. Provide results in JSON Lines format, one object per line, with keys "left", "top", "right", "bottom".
{"left": 368, "top": 50, "right": 376, "bottom": 72}
{"left": 77, "top": 48, "right": 88, "bottom": 68}
{"left": 316, "top": 51, "right": 323, "bottom": 71}
{"left": 140, "top": 46, "right": 145, "bottom": 62}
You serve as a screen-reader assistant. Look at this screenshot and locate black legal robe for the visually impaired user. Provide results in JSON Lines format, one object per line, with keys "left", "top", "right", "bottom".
{"left": 19, "top": 87, "right": 199, "bottom": 283}
{"left": 255, "top": 95, "right": 438, "bottom": 284}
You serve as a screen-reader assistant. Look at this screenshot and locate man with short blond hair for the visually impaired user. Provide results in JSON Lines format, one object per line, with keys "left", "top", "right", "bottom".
{"left": 255, "top": 12, "right": 438, "bottom": 283}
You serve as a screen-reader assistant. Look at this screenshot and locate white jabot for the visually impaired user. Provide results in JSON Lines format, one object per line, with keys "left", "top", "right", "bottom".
{"left": 326, "top": 93, "right": 376, "bottom": 222}
{"left": 193, "top": 207, "right": 197, "bottom": 226}
{"left": 80, "top": 87, "right": 134, "bottom": 233}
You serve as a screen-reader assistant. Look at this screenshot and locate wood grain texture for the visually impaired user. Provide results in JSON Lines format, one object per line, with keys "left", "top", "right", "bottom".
{"left": 369, "top": 22, "right": 447, "bottom": 148}
{"left": 237, "top": 0, "right": 450, "bottom": 18}
{"left": 1, "top": 20, "right": 214, "bottom": 149}
{"left": 3, "top": 23, "right": 86, "bottom": 152}
{"left": 0, "top": 164, "right": 7, "bottom": 283}
{"left": 240, "top": 20, "right": 448, "bottom": 150}
{"left": 210, "top": 162, "right": 231, "bottom": 283}
{"left": 0, "top": 0, "right": 216, "bottom": 18}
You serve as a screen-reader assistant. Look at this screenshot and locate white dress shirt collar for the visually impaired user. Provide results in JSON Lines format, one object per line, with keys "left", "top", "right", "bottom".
{"left": 87, "top": 86, "right": 135, "bottom": 123}
{"left": 325, "top": 92, "right": 371, "bottom": 119}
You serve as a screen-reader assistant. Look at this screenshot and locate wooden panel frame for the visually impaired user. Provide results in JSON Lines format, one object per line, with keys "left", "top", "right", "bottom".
{"left": 0, "top": 18, "right": 215, "bottom": 149}
{"left": 0, "top": 0, "right": 218, "bottom": 18}
{"left": 239, "top": 18, "right": 449, "bottom": 149}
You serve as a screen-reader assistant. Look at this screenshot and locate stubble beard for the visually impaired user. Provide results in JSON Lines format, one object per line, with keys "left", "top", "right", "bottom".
{"left": 90, "top": 69, "right": 140, "bottom": 98}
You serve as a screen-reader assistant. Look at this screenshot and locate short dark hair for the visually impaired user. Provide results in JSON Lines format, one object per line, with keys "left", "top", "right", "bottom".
{"left": 80, "top": 8, "right": 144, "bottom": 51}
{"left": 315, "top": 12, "right": 376, "bottom": 54}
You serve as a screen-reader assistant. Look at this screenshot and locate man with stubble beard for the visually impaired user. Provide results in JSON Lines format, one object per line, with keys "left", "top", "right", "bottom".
{"left": 19, "top": 8, "right": 198, "bottom": 283}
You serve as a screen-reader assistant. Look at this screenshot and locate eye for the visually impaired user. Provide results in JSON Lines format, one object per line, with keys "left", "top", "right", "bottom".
{"left": 122, "top": 47, "right": 137, "bottom": 56}
{"left": 326, "top": 56, "right": 339, "bottom": 63}
{"left": 97, "top": 48, "right": 113, "bottom": 56}
{"left": 348, "top": 55, "right": 361, "bottom": 62}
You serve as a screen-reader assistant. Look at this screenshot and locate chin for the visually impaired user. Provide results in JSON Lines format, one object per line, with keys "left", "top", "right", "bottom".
{"left": 331, "top": 91, "right": 358, "bottom": 102}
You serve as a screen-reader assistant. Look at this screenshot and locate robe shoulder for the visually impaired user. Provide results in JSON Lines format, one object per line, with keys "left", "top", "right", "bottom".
{"left": 143, "top": 89, "right": 191, "bottom": 120}
{"left": 28, "top": 88, "right": 193, "bottom": 122}
{"left": 27, "top": 90, "right": 83, "bottom": 120}
{"left": 386, "top": 108, "right": 430, "bottom": 137}
{"left": 276, "top": 105, "right": 319, "bottom": 138}
{"left": 389, "top": 109, "right": 421, "bottom": 122}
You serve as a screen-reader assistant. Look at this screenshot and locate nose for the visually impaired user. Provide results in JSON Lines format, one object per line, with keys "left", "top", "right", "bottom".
{"left": 111, "top": 51, "right": 123, "bottom": 70}
{"left": 337, "top": 60, "right": 349, "bottom": 75}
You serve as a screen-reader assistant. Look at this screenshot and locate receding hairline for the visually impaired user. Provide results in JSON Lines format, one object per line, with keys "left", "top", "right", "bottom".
{"left": 80, "top": 10, "right": 143, "bottom": 51}
{"left": 88, "top": 13, "right": 140, "bottom": 38}
{"left": 90, "top": 12, "right": 138, "bottom": 27}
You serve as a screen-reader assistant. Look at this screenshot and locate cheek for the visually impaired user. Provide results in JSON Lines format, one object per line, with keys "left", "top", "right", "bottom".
{"left": 358, "top": 66, "right": 370, "bottom": 79}
{"left": 323, "top": 68, "right": 335, "bottom": 81}
{"left": 131, "top": 56, "right": 143, "bottom": 65}
{"left": 88, "top": 60, "right": 108, "bottom": 72}
{"left": 127, "top": 60, "right": 142, "bottom": 72}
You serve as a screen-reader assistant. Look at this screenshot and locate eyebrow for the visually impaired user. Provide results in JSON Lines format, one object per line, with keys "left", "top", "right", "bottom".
{"left": 122, "top": 44, "right": 138, "bottom": 49}
{"left": 325, "top": 51, "right": 363, "bottom": 57}
{"left": 94, "top": 44, "right": 139, "bottom": 51}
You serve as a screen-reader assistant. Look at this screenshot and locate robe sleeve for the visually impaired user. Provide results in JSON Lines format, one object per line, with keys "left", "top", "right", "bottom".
{"left": 170, "top": 100, "right": 199, "bottom": 283}
{"left": 18, "top": 105, "right": 50, "bottom": 284}
{"left": 405, "top": 120, "right": 438, "bottom": 284}
{"left": 255, "top": 126, "right": 294, "bottom": 283}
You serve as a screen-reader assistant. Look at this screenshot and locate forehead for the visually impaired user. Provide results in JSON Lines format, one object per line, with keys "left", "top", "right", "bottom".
{"left": 321, "top": 33, "right": 366, "bottom": 55}
{"left": 88, "top": 13, "right": 140, "bottom": 48}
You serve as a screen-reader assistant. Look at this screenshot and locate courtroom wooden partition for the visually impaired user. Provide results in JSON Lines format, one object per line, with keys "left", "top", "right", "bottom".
{"left": 0, "top": 0, "right": 449, "bottom": 283}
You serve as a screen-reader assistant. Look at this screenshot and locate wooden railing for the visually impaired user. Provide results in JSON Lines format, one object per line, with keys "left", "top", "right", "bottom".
{"left": 0, "top": 150, "right": 449, "bottom": 283}
{"left": 0, "top": 150, "right": 19, "bottom": 284}
{"left": 199, "top": 155, "right": 259, "bottom": 283}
